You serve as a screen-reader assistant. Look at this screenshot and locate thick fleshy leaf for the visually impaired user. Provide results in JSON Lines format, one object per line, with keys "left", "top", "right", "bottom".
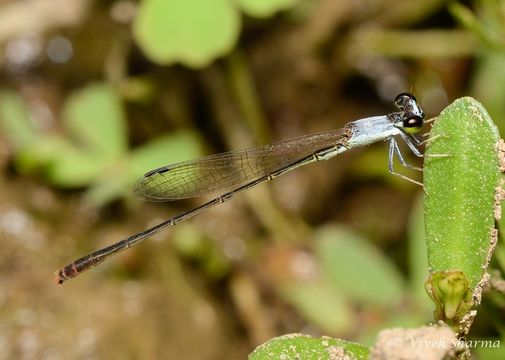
{"left": 424, "top": 97, "right": 500, "bottom": 330}
{"left": 249, "top": 334, "right": 369, "bottom": 360}
{"left": 133, "top": 0, "right": 240, "bottom": 67}
{"left": 424, "top": 97, "right": 500, "bottom": 289}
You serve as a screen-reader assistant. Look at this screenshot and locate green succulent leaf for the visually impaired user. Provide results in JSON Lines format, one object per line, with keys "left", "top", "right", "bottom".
{"left": 424, "top": 97, "right": 500, "bottom": 327}
{"left": 249, "top": 334, "right": 368, "bottom": 360}
{"left": 424, "top": 97, "right": 500, "bottom": 288}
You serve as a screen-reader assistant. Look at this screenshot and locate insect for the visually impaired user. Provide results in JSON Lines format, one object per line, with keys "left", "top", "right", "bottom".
{"left": 56, "top": 93, "right": 425, "bottom": 284}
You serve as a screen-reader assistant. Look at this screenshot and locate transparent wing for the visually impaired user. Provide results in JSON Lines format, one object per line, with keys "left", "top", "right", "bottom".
{"left": 134, "top": 129, "right": 345, "bottom": 201}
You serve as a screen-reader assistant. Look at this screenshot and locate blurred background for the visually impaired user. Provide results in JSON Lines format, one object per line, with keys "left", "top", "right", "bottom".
{"left": 1, "top": 0, "right": 505, "bottom": 359}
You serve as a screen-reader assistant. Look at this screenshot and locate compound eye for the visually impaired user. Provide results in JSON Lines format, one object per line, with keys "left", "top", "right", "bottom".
{"left": 394, "top": 93, "right": 416, "bottom": 110}
{"left": 403, "top": 115, "right": 423, "bottom": 133}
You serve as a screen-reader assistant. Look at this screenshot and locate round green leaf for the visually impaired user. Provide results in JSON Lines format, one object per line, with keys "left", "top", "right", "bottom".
{"left": 133, "top": 0, "right": 240, "bottom": 67}
{"left": 236, "top": 0, "right": 298, "bottom": 18}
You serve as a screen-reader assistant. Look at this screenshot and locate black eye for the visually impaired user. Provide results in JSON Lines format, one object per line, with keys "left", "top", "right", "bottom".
{"left": 403, "top": 115, "right": 423, "bottom": 133}
{"left": 404, "top": 115, "right": 421, "bottom": 127}
{"left": 394, "top": 93, "right": 416, "bottom": 110}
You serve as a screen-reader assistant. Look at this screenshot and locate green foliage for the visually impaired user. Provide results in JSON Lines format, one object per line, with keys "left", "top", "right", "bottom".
{"left": 63, "top": 84, "right": 127, "bottom": 158}
{"left": 249, "top": 334, "right": 369, "bottom": 360}
{"left": 133, "top": 0, "right": 299, "bottom": 67}
{"left": 237, "top": 0, "right": 298, "bottom": 18}
{"left": 0, "top": 83, "right": 204, "bottom": 206}
{"left": 424, "top": 97, "right": 501, "bottom": 328}
{"left": 278, "top": 279, "right": 352, "bottom": 334}
{"left": 270, "top": 223, "right": 433, "bottom": 350}
{"left": 49, "top": 84, "right": 127, "bottom": 187}
{"left": 451, "top": 1, "right": 505, "bottom": 132}
{"left": 407, "top": 195, "right": 432, "bottom": 312}
{"left": 474, "top": 344, "right": 505, "bottom": 360}
{"left": 315, "top": 226, "right": 404, "bottom": 307}
{"left": 449, "top": 1, "right": 505, "bottom": 50}
{"left": 0, "top": 90, "right": 37, "bottom": 147}
{"left": 133, "top": 0, "right": 240, "bottom": 67}
{"left": 471, "top": 52, "right": 505, "bottom": 132}
{"left": 171, "top": 223, "right": 232, "bottom": 279}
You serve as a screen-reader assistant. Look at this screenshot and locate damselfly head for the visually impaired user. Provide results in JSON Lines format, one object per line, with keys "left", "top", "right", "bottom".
{"left": 394, "top": 93, "right": 417, "bottom": 110}
{"left": 394, "top": 93, "right": 425, "bottom": 134}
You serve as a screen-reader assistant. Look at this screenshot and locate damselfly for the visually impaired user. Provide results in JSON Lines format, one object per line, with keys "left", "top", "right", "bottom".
{"left": 56, "top": 93, "right": 425, "bottom": 284}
